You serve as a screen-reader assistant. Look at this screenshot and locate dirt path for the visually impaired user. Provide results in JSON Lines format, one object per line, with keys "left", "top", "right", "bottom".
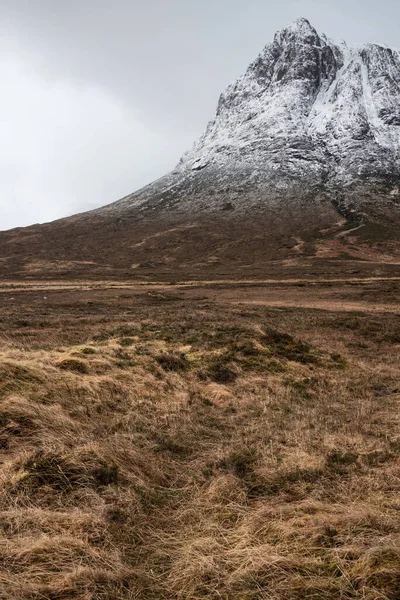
{"left": 0, "top": 278, "right": 398, "bottom": 316}
{"left": 0, "top": 276, "right": 399, "bottom": 293}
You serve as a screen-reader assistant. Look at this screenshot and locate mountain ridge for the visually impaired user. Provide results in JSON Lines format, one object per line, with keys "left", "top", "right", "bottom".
{"left": 94, "top": 17, "right": 400, "bottom": 226}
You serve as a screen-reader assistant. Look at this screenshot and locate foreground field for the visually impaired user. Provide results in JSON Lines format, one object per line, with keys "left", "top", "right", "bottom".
{"left": 0, "top": 280, "right": 399, "bottom": 599}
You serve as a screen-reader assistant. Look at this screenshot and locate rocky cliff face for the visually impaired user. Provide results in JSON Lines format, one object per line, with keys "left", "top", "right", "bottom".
{"left": 104, "top": 18, "right": 400, "bottom": 225}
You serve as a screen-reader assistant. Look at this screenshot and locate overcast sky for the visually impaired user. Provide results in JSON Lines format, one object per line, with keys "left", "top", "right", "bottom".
{"left": 0, "top": 0, "right": 399, "bottom": 230}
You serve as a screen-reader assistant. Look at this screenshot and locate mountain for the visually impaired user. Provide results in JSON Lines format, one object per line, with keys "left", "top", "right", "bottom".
{"left": 1, "top": 18, "right": 399, "bottom": 280}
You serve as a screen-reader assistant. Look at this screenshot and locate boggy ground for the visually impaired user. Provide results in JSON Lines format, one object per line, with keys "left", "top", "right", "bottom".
{"left": 0, "top": 279, "right": 399, "bottom": 599}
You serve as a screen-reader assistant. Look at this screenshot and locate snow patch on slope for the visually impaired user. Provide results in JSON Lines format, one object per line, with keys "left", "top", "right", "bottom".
{"left": 359, "top": 55, "right": 385, "bottom": 144}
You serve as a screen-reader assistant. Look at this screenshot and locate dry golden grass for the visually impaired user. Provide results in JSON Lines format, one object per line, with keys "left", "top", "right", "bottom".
{"left": 0, "top": 284, "right": 399, "bottom": 599}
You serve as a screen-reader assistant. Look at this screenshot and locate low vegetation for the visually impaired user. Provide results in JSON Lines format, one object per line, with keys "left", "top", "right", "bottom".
{"left": 0, "top": 284, "right": 398, "bottom": 599}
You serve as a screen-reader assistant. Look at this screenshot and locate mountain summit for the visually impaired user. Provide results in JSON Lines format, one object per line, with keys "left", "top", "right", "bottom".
{"left": 1, "top": 19, "right": 399, "bottom": 279}
{"left": 101, "top": 17, "right": 400, "bottom": 226}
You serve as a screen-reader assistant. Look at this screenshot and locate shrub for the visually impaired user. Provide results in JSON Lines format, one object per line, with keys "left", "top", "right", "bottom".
{"left": 330, "top": 353, "right": 347, "bottom": 369}
{"left": 207, "top": 360, "right": 237, "bottom": 384}
{"left": 157, "top": 353, "right": 190, "bottom": 372}
{"left": 57, "top": 358, "right": 89, "bottom": 374}
{"left": 263, "top": 328, "right": 318, "bottom": 364}
{"left": 79, "top": 347, "right": 97, "bottom": 355}
{"left": 218, "top": 448, "right": 256, "bottom": 478}
{"left": 22, "top": 451, "right": 88, "bottom": 492}
{"left": 119, "top": 337, "right": 135, "bottom": 347}
{"left": 93, "top": 462, "right": 119, "bottom": 486}
{"left": 326, "top": 450, "right": 359, "bottom": 471}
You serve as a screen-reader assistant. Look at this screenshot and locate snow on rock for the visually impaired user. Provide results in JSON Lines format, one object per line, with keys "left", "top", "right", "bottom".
{"left": 102, "top": 18, "right": 400, "bottom": 223}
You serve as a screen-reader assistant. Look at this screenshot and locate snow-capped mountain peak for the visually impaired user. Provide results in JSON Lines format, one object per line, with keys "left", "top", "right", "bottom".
{"left": 99, "top": 18, "right": 400, "bottom": 230}
{"left": 163, "top": 19, "right": 399, "bottom": 223}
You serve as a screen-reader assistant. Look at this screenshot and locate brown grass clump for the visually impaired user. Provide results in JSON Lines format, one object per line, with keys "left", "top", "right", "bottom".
{"left": 0, "top": 282, "right": 398, "bottom": 598}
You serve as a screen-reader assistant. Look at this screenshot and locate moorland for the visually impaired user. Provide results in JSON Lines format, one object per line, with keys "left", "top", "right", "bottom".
{"left": 0, "top": 273, "right": 399, "bottom": 599}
